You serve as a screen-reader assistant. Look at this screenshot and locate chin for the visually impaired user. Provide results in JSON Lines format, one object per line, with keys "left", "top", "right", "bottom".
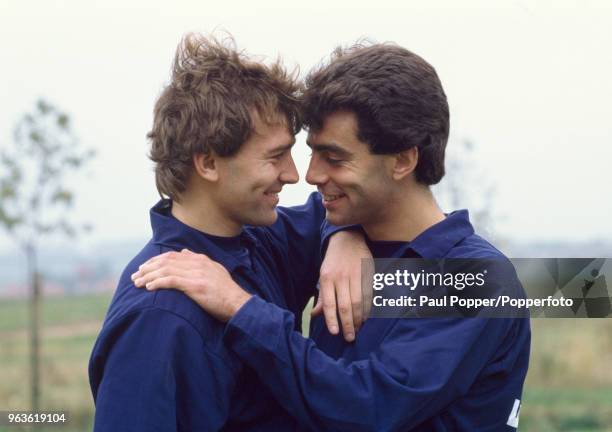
{"left": 249, "top": 209, "right": 278, "bottom": 227}
{"left": 325, "top": 211, "right": 351, "bottom": 226}
{"left": 265, "top": 211, "right": 278, "bottom": 225}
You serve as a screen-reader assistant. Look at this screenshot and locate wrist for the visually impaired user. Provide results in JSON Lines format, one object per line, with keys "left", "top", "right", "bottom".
{"left": 225, "top": 290, "right": 252, "bottom": 322}
{"left": 328, "top": 230, "right": 360, "bottom": 251}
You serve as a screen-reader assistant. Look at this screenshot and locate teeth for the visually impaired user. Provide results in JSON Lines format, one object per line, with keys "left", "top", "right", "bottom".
{"left": 324, "top": 194, "right": 343, "bottom": 202}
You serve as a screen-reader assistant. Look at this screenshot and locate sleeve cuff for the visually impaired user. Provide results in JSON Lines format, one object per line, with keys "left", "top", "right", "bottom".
{"left": 320, "top": 220, "right": 364, "bottom": 258}
{"left": 224, "top": 295, "right": 290, "bottom": 357}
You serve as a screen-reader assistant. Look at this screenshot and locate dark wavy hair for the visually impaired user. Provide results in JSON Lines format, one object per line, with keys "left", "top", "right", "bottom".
{"left": 148, "top": 33, "right": 302, "bottom": 200}
{"left": 303, "top": 42, "right": 449, "bottom": 185}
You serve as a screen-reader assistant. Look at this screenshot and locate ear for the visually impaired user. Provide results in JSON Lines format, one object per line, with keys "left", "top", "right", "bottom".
{"left": 193, "top": 152, "right": 219, "bottom": 182}
{"left": 392, "top": 146, "right": 418, "bottom": 181}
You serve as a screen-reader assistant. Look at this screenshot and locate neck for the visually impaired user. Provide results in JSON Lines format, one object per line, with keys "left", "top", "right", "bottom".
{"left": 364, "top": 184, "right": 445, "bottom": 242}
{"left": 171, "top": 188, "right": 242, "bottom": 237}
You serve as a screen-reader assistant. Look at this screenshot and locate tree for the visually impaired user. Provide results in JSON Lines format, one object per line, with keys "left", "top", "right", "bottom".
{"left": 0, "top": 99, "right": 95, "bottom": 413}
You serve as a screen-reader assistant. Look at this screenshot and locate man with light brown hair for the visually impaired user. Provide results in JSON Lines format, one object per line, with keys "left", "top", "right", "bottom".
{"left": 88, "top": 34, "right": 367, "bottom": 432}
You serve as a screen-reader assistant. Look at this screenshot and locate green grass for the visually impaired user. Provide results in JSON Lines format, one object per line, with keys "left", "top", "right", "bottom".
{"left": 1, "top": 294, "right": 612, "bottom": 431}
{"left": 519, "top": 319, "right": 612, "bottom": 431}
{"left": 0, "top": 294, "right": 111, "bottom": 432}
{"left": 520, "top": 388, "right": 612, "bottom": 431}
{"left": 0, "top": 294, "right": 111, "bottom": 332}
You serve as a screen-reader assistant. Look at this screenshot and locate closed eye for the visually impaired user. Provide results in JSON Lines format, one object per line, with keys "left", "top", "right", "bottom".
{"left": 309, "top": 151, "right": 343, "bottom": 165}
{"left": 326, "top": 156, "right": 343, "bottom": 165}
{"left": 270, "top": 150, "right": 289, "bottom": 160}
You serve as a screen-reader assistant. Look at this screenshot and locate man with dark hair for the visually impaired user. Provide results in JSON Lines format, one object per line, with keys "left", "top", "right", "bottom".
{"left": 135, "top": 42, "right": 530, "bottom": 431}
{"left": 89, "top": 34, "right": 368, "bottom": 431}
{"left": 303, "top": 44, "right": 449, "bottom": 185}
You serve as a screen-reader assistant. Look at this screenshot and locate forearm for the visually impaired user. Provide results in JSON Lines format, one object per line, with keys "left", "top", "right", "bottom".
{"left": 224, "top": 297, "right": 494, "bottom": 430}
{"left": 225, "top": 297, "right": 372, "bottom": 431}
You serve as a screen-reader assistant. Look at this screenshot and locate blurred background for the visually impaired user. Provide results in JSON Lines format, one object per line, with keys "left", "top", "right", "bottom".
{"left": 1, "top": 0, "right": 611, "bottom": 430}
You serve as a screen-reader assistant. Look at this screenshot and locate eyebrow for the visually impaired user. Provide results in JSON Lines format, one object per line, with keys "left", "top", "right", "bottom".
{"left": 264, "top": 140, "right": 296, "bottom": 157}
{"left": 306, "top": 141, "right": 353, "bottom": 158}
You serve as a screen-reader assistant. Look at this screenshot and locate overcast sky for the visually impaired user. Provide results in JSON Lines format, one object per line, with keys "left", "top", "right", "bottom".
{"left": 1, "top": 0, "right": 611, "bottom": 254}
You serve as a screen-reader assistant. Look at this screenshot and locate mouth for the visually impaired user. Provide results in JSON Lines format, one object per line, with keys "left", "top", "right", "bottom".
{"left": 264, "top": 190, "right": 281, "bottom": 205}
{"left": 320, "top": 192, "right": 347, "bottom": 210}
{"left": 321, "top": 193, "right": 346, "bottom": 203}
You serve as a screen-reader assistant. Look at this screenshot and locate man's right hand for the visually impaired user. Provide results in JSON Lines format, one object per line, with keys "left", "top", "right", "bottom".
{"left": 313, "top": 230, "right": 373, "bottom": 342}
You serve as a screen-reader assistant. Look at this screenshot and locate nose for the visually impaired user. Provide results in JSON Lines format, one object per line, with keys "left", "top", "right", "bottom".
{"left": 280, "top": 154, "right": 299, "bottom": 185}
{"left": 305, "top": 153, "right": 328, "bottom": 186}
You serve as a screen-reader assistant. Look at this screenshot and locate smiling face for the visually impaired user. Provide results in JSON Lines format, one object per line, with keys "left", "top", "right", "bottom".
{"left": 214, "top": 114, "right": 298, "bottom": 227}
{"left": 306, "top": 110, "right": 397, "bottom": 228}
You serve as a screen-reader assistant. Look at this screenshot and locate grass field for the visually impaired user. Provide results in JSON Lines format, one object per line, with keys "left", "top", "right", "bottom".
{"left": 0, "top": 294, "right": 611, "bottom": 431}
{"left": 0, "top": 294, "right": 110, "bottom": 432}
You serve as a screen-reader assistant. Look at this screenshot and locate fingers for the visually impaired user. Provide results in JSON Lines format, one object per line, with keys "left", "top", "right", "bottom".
{"left": 361, "top": 259, "right": 375, "bottom": 322}
{"left": 311, "top": 294, "right": 323, "bottom": 317}
{"left": 132, "top": 259, "right": 190, "bottom": 284}
{"left": 131, "top": 250, "right": 208, "bottom": 281}
{"left": 133, "top": 266, "right": 192, "bottom": 290}
{"left": 319, "top": 278, "right": 339, "bottom": 336}
{"left": 145, "top": 275, "right": 189, "bottom": 291}
{"left": 349, "top": 260, "right": 365, "bottom": 332}
{"left": 335, "top": 280, "right": 355, "bottom": 342}
{"left": 131, "top": 252, "right": 178, "bottom": 281}
{"left": 349, "top": 273, "right": 363, "bottom": 332}
{"left": 141, "top": 250, "right": 180, "bottom": 266}
{"left": 313, "top": 281, "right": 358, "bottom": 342}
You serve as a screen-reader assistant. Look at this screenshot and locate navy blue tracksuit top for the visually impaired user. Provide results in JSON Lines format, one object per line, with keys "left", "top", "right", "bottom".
{"left": 89, "top": 193, "right": 325, "bottom": 431}
{"left": 223, "top": 210, "right": 531, "bottom": 431}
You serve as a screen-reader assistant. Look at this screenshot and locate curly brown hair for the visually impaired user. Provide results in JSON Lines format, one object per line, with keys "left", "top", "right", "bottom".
{"left": 148, "top": 33, "right": 302, "bottom": 200}
{"left": 303, "top": 42, "right": 449, "bottom": 185}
